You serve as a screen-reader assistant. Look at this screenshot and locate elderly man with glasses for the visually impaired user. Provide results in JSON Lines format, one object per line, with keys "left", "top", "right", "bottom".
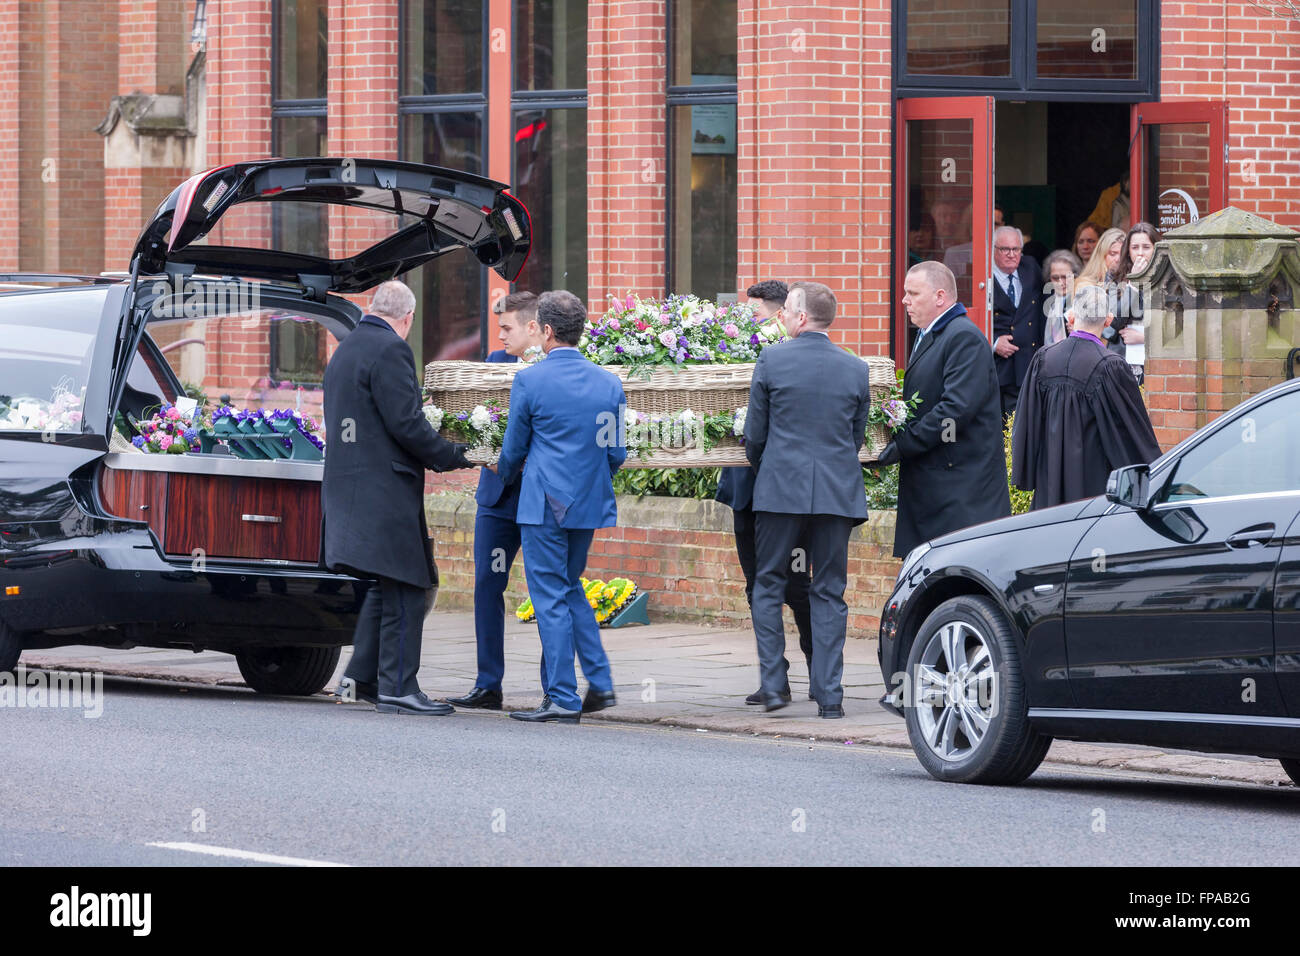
{"left": 990, "top": 225, "right": 1043, "bottom": 419}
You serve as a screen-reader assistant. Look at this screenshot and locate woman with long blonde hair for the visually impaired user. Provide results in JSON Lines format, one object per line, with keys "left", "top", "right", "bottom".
{"left": 1074, "top": 227, "right": 1126, "bottom": 290}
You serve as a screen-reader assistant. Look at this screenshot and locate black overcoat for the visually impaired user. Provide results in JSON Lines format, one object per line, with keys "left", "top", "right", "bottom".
{"left": 892, "top": 305, "right": 1011, "bottom": 558}
{"left": 322, "top": 315, "right": 468, "bottom": 589}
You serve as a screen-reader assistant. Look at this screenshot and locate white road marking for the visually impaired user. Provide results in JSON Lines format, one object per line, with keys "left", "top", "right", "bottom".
{"left": 146, "top": 841, "right": 349, "bottom": 867}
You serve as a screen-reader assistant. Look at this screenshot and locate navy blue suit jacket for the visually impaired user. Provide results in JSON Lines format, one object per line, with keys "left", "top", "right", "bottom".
{"left": 475, "top": 349, "right": 521, "bottom": 518}
{"left": 716, "top": 467, "right": 755, "bottom": 510}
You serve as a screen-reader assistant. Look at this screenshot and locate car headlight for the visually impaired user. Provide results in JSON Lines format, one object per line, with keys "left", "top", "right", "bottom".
{"left": 895, "top": 541, "right": 931, "bottom": 586}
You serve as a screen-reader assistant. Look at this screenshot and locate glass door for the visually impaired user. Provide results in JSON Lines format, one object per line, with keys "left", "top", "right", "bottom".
{"left": 894, "top": 96, "right": 995, "bottom": 361}
{"left": 1129, "top": 101, "right": 1229, "bottom": 232}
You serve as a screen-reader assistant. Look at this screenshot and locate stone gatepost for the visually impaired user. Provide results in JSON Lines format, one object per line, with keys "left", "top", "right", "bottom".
{"left": 1141, "top": 207, "right": 1300, "bottom": 449}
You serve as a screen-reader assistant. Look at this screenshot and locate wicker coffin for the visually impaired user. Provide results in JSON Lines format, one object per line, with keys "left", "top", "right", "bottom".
{"left": 425, "top": 356, "right": 897, "bottom": 467}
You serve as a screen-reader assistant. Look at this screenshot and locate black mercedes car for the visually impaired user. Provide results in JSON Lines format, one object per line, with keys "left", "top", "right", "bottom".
{"left": 879, "top": 376, "right": 1300, "bottom": 785}
{"left": 0, "top": 158, "right": 529, "bottom": 695}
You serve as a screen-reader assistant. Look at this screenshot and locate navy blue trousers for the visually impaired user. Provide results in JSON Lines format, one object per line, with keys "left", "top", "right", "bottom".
{"left": 473, "top": 508, "right": 546, "bottom": 692}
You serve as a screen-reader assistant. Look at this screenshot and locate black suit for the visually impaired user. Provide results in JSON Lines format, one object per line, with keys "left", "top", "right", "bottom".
{"left": 991, "top": 258, "right": 1043, "bottom": 418}
{"left": 323, "top": 314, "right": 469, "bottom": 697}
{"left": 744, "top": 331, "right": 871, "bottom": 707}
{"left": 892, "top": 304, "right": 1011, "bottom": 559}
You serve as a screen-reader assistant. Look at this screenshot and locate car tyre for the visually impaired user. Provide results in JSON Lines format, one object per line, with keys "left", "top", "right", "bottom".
{"left": 235, "top": 645, "right": 341, "bottom": 696}
{"left": 0, "top": 618, "right": 20, "bottom": 673}
{"left": 902, "top": 595, "right": 1051, "bottom": 785}
{"left": 1278, "top": 760, "right": 1300, "bottom": 787}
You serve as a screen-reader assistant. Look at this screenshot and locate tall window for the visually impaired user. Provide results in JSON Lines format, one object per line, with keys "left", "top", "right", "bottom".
{"left": 271, "top": 0, "right": 328, "bottom": 385}
{"left": 512, "top": 0, "right": 588, "bottom": 300}
{"left": 668, "top": 0, "right": 737, "bottom": 300}
{"left": 399, "top": 0, "right": 489, "bottom": 365}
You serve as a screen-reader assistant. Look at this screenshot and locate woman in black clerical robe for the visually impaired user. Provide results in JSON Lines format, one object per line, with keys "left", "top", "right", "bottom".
{"left": 1011, "top": 287, "right": 1161, "bottom": 510}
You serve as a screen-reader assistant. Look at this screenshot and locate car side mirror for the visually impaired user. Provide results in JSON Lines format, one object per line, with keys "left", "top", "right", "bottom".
{"left": 1106, "top": 464, "right": 1151, "bottom": 510}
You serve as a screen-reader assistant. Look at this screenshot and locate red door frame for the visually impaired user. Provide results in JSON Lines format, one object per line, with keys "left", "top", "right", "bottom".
{"left": 1130, "top": 100, "right": 1230, "bottom": 228}
{"left": 893, "top": 96, "right": 995, "bottom": 361}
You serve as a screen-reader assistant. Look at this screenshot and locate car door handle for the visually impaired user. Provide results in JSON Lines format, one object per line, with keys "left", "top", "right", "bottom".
{"left": 1226, "top": 524, "right": 1275, "bottom": 548}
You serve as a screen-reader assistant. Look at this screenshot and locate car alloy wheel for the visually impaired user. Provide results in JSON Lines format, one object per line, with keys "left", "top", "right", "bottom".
{"left": 914, "top": 620, "right": 997, "bottom": 761}
{"left": 902, "top": 595, "right": 1051, "bottom": 785}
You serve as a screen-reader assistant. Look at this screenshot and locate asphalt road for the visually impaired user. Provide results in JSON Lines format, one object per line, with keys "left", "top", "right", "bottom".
{"left": 4, "top": 676, "right": 1300, "bottom": 867}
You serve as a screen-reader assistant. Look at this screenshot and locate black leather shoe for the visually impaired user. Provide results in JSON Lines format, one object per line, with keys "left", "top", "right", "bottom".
{"left": 745, "top": 685, "right": 791, "bottom": 705}
{"left": 377, "top": 692, "right": 455, "bottom": 716}
{"left": 508, "top": 700, "right": 581, "bottom": 723}
{"left": 818, "top": 704, "right": 845, "bottom": 719}
{"left": 335, "top": 677, "right": 378, "bottom": 704}
{"left": 444, "top": 686, "right": 503, "bottom": 710}
{"left": 762, "top": 692, "right": 790, "bottom": 713}
{"left": 582, "top": 688, "right": 616, "bottom": 713}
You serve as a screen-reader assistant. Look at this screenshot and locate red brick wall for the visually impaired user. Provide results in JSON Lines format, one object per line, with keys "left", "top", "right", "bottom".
{"left": 736, "top": 0, "right": 893, "bottom": 356}
{"left": 426, "top": 492, "right": 899, "bottom": 637}
{"left": 0, "top": 3, "right": 20, "bottom": 271}
{"left": 1161, "top": 1, "right": 1300, "bottom": 230}
{"left": 587, "top": 0, "right": 668, "bottom": 309}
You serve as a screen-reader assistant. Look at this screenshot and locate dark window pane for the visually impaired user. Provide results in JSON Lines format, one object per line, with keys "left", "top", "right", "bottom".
{"left": 273, "top": 115, "right": 328, "bottom": 259}
{"left": 906, "top": 118, "right": 976, "bottom": 313}
{"left": 1037, "top": 0, "right": 1137, "bottom": 79}
{"left": 402, "top": 0, "right": 485, "bottom": 96}
{"left": 514, "top": 0, "right": 587, "bottom": 91}
{"left": 670, "top": 104, "right": 736, "bottom": 300}
{"left": 513, "top": 108, "right": 586, "bottom": 297}
{"left": 276, "top": 0, "right": 328, "bottom": 100}
{"left": 906, "top": 0, "right": 1011, "bottom": 77}
{"left": 671, "top": 0, "right": 737, "bottom": 86}
{"left": 402, "top": 112, "right": 486, "bottom": 364}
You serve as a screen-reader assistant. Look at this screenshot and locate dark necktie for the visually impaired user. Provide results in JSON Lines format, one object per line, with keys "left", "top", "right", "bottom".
{"left": 1007, "top": 272, "right": 1018, "bottom": 307}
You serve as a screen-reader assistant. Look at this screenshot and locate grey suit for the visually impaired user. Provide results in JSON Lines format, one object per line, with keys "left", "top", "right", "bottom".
{"left": 744, "top": 331, "right": 872, "bottom": 707}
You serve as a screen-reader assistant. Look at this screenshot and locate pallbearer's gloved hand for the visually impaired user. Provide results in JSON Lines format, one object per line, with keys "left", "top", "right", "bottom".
{"left": 876, "top": 441, "right": 901, "bottom": 467}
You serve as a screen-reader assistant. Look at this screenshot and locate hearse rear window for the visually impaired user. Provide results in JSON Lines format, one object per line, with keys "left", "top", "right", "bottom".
{"left": 0, "top": 290, "right": 103, "bottom": 433}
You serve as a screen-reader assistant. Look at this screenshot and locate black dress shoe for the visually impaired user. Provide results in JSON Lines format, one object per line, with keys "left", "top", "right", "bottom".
{"left": 582, "top": 688, "right": 617, "bottom": 713}
{"left": 335, "top": 677, "right": 378, "bottom": 704}
{"left": 762, "top": 692, "right": 790, "bottom": 712}
{"left": 508, "top": 700, "right": 581, "bottom": 723}
{"left": 444, "top": 687, "right": 503, "bottom": 710}
{"left": 745, "top": 685, "right": 792, "bottom": 705}
{"left": 377, "top": 692, "right": 455, "bottom": 716}
{"left": 818, "top": 704, "right": 845, "bottom": 719}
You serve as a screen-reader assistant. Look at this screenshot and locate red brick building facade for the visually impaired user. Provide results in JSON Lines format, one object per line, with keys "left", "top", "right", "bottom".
{"left": 1, "top": 0, "right": 1297, "bottom": 448}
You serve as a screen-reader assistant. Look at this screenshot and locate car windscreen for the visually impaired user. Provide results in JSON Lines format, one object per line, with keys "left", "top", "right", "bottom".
{"left": 0, "top": 289, "right": 107, "bottom": 434}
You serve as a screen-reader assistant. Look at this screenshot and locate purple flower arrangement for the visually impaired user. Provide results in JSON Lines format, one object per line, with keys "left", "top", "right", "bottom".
{"left": 131, "top": 403, "right": 208, "bottom": 454}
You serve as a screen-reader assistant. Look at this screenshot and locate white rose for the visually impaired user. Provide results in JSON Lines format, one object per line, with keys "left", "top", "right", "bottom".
{"left": 732, "top": 406, "right": 747, "bottom": 437}
{"left": 469, "top": 405, "right": 492, "bottom": 432}
{"left": 679, "top": 409, "right": 696, "bottom": 424}
{"left": 423, "top": 405, "right": 444, "bottom": 431}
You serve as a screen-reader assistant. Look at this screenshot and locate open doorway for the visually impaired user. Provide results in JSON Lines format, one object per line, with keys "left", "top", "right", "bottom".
{"left": 995, "top": 101, "right": 1131, "bottom": 268}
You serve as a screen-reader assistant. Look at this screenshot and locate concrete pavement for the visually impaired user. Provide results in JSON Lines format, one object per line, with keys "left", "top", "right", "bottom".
{"left": 22, "top": 610, "right": 1297, "bottom": 789}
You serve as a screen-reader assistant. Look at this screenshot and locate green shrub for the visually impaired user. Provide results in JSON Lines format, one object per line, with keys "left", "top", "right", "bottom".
{"left": 1004, "top": 413, "right": 1034, "bottom": 515}
{"left": 613, "top": 468, "right": 721, "bottom": 499}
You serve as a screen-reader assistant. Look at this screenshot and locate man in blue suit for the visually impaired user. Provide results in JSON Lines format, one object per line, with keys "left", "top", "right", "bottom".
{"left": 445, "top": 292, "right": 547, "bottom": 710}
{"left": 716, "top": 279, "right": 814, "bottom": 705}
{"left": 494, "top": 290, "right": 627, "bottom": 723}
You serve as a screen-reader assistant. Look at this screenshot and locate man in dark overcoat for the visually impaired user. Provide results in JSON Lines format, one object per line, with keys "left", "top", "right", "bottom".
{"left": 878, "top": 261, "right": 1010, "bottom": 560}
{"left": 323, "top": 279, "right": 471, "bottom": 715}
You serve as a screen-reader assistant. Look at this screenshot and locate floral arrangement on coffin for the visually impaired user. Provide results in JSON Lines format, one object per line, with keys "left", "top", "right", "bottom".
{"left": 210, "top": 406, "right": 325, "bottom": 458}
{"left": 622, "top": 406, "right": 737, "bottom": 461}
{"left": 0, "top": 384, "right": 85, "bottom": 432}
{"left": 866, "top": 371, "right": 924, "bottom": 442}
{"left": 516, "top": 577, "right": 638, "bottom": 626}
{"left": 582, "top": 294, "right": 786, "bottom": 373}
{"left": 130, "top": 403, "right": 209, "bottom": 454}
{"left": 422, "top": 399, "right": 507, "bottom": 456}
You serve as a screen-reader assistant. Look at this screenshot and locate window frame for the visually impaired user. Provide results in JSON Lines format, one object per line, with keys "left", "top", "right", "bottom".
{"left": 396, "top": 0, "right": 492, "bottom": 362}
{"left": 510, "top": 0, "right": 589, "bottom": 305}
{"left": 893, "top": 0, "right": 1159, "bottom": 102}
{"left": 665, "top": 0, "right": 739, "bottom": 299}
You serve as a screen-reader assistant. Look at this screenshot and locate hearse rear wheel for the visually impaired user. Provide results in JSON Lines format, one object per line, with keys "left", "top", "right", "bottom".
{"left": 903, "top": 595, "right": 1051, "bottom": 785}
{"left": 0, "top": 619, "right": 20, "bottom": 673}
{"left": 235, "top": 645, "right": 341, "bottom": 696}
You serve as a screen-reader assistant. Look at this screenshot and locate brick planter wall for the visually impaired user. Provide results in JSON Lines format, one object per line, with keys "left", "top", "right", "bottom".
{"left": 425, "top": 491, "right": 900, "bottom": 639}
